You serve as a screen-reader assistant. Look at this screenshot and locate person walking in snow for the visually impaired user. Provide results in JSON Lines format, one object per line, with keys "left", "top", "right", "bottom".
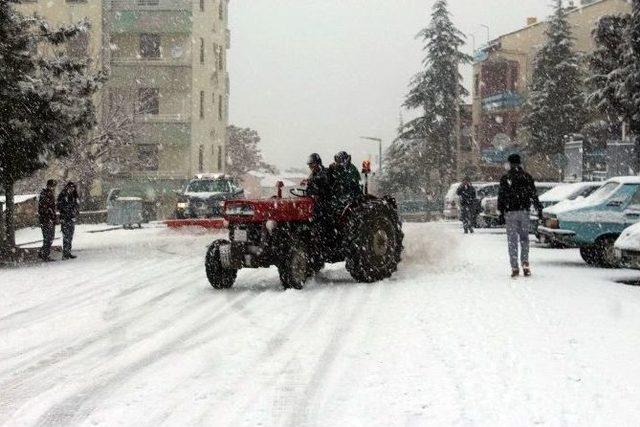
{"left": 456, "top": 177, "right": 476, "bottom": 234}
{"left": 57, "top": 182, "right": 80, "bottom": 260}
{"left": 38, "top": 179, "right": 58, "bottom": 261}
{"left": 498, "top": 154, "right": 543, "bottom": 277}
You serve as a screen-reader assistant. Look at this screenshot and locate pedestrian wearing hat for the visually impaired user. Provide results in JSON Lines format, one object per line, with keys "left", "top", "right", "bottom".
{"left": 456, "top": 176, "right": 476, "bottom": 234}
{"left": 497, "top": 154, "right": 543, "bottom": 277}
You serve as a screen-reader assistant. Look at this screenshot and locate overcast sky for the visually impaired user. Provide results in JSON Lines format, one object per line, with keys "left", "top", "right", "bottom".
{"left": 228, "top": 0, "right": 554, "bottom": 171}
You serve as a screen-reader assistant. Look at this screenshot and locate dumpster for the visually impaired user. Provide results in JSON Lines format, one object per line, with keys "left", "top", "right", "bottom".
{"left": 107, "top": 189, "right": 145, "bottom": 229}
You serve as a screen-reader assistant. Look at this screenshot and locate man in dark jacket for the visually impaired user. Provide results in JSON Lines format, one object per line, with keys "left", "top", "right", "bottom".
{"left": 306, "top": 153, "right": 332, "bottom": 261}
{"left": 498, "top": 154, "right": 543, "bottom": 277}
{"left": 328, "top": 151, "right": 362, "bottom": 212}
{"left": 57, "top": 182, "right": 80, "bottom": 259}
{"left": 38, "top": 179, "right": 57, "bottom": 261}
{"left": 456, "top": 177, "right": 476, "bottom": 234}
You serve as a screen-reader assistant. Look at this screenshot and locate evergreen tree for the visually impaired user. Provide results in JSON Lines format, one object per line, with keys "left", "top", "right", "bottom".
{"left": 0, "top": 0, "right": 102, "bottom": 248}
{"left": 522, "top": 0, "right": 586, "bottom": 158}
{"left": 400, "top": 0, "right": 470, "bottom": 189}
{"left": 617, "top": 0, "right": 640, "bottom": 136}
{"left": 586, "top": 14, "right": 630, "bottom": 138}
{"left": 226, "top": 125, "right": 276, "bottom": 178}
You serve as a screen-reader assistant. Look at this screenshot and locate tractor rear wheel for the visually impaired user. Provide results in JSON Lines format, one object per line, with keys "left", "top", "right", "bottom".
{"left": 205, "top": 240, "right": 237, "bottom": 289}
{"left": 278, "top": 241, "right": 311, "bottom": 290}
{"left": 346, "top": 202, "right": 403, "bottom": 283}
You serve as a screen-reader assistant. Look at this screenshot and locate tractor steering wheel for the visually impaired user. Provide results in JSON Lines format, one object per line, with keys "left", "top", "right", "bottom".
{"left": 290, "top": 188, "right": 308, "bottom": 198}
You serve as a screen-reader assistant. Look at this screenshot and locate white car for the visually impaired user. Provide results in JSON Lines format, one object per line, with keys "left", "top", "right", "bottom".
{"left": 615, "top": 221, "right": 640, "bottom": 269}
{"left": 443, "top": 182, "right": 499, "bottom": 222}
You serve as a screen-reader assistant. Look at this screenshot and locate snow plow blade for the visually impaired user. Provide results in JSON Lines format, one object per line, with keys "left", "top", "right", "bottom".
{"left": 164, "top": 218, "right": 225, "bottom": 230}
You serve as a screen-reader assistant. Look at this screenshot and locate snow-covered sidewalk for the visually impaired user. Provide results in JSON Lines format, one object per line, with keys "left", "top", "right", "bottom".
{"left": 1, "top": 222, "right": 640, "bottom": 426}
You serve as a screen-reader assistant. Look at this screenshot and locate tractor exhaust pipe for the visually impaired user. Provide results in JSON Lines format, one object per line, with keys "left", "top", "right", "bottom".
{"left": 276, "top": 181, "right": 284, "bottom": 198}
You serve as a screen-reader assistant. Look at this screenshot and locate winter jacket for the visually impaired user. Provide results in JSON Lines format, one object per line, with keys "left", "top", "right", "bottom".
{"left": 38, "top": 188, "right": 57, "bottom": 224}
{"left": 307, "top": 166, "right": 331, "bottom": 202}
{"left": 456, "top": 183, "right": 476, "bottom": 208}
{"left": 57, "top": 190, "right": 80, "bottom": 222}
{"left": 497, "top": 166, "right": 543, "bottom": 214}
{"left": 328, "top": 162, "right": 362, "bottom": 208}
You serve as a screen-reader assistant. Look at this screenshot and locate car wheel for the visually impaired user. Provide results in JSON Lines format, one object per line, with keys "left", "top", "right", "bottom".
{"left": 596, "top": 236, "right": 620, "bottom": 268}
{"left": 580, "top": 247, "right": 600, "bottom": 266}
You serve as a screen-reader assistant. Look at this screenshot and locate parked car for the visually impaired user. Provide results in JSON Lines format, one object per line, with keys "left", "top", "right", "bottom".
{"left": 614, "top": 221, "right": 640, "bottom": 269}
{"left": 175, "top": 174, "right": 244, "bottom": 219}
{"left": 480, "top": 182, "right": 560, "bottom": 228}
{"left": 530, "top": 182, "right": 603, "bottom": 240}
{"left": 443, "top": 182, "right": 499, "bottom": 223}
{"left": 539, "top": 177, "right": 640, "bottom": 267}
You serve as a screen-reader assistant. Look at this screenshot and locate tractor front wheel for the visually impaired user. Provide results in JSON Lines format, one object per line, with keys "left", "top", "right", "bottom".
{"left": 278, "top": 241, "right": 311, "bottom": 290}
{"left": 205, "top": 240, "right": 237, "bottom": 289}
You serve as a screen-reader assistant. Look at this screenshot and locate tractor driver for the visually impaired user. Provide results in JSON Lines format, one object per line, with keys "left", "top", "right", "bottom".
{"left": 306, "top": 153, "right": 333, "bottom": 257}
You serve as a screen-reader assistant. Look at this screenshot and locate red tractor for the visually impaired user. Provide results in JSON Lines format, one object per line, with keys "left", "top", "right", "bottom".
{"left": 205, "top": 169, "right": 403, "bottom": 290}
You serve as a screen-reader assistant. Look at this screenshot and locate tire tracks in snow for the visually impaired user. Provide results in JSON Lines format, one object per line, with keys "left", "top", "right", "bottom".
{"left": 30, "top": 291, "right": 261, "bottom": 427}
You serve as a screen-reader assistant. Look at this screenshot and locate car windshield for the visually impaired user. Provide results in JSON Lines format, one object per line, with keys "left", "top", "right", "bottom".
{"left": 586, "top": 182, "right": 620, "bottom": 203}
{"left": 187, "top": 179, "right": 230, "bottom": 193}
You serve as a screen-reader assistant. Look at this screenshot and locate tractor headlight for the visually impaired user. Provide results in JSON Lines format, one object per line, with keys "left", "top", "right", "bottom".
{"left": 177, "top": 202, "right": 188, "bottom": 209}
{"left": 225, "top": 205, "right": 255, "bottom": 216}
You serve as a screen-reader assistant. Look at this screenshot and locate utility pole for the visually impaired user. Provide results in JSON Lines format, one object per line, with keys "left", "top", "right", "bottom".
{"left": 360, "top": 136, "right": 383, "bottom": 173}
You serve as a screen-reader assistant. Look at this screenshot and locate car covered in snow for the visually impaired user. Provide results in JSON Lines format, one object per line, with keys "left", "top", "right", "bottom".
{"left": 614, "top": 221, "right": 640, "bottom": 269}
{"left": 443, "top": 182, "right": 499, "bottom": 224}
{"left": 539, "top": 177, "right": 640, "bottom": 267}
{"left": 175, "top": 174, "right": 244, "bottom": 219}
{"left": 480, "top": 182, "right": 560, "bottom": 228}
{"left": 530, "top": 181, "right": 603, "bottom": 240}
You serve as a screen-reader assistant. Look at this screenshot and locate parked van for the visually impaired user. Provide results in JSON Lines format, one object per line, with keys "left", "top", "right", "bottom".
{"left": 539, "top": 177, "right": 640, "bottom": 267}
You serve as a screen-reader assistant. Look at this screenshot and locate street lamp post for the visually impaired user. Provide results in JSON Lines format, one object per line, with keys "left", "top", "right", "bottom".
{"left": 360, "top": 136, "right": 383, "bottom": 173}
{"left": 480, "top": 24, "right": 490, "bottom": 43}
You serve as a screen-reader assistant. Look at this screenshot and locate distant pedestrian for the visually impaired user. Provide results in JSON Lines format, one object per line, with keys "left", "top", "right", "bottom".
{"left": 456, "top": 177, "right": 476, "bottom": 234}
{"left": 38, "top": 179, "right": 57, "bottom": 261}
{"left": 57, "top": 182, "right": 80, "bottom": 260}
{"left": 498, "top": 154, "right": 543, "bottom": 277}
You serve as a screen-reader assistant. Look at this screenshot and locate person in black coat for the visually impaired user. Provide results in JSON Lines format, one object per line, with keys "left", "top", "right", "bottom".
{"left": 498, "top": 154, "right": 544, "bottom": 277}
{"left": 57, "top": 182, "right": 80, "bottom": 259}
{"left": 456, "top": 177, "right": 477, "bottom": 234}
{"left": 305, "top": 153, "right": 333, "bottom": 262}
{"left": 38, "top": 179, "right": 58, "bottom": 261}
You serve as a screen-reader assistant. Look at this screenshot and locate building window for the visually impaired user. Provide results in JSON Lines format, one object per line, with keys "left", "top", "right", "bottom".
{"left": 215, "top": 44, "right": 224, "bottom": 71}
{"left": 218, "top": 95, "right": 223, "bottom": 120}
{"left": 218, "top": 1, "right": 224, "bottom": 20}
{"left": 217, "top": 146, "right": 223, "bottom": 171}
{"left": 200, "top": 38, "right": 205, "bottom": 63}
{"left": 66, "top": 0, "right": 88, "bottom": 3}
{"left": 200, "top": 0, "right": 204, "bottom": 11}
{"left": 200, "top": 91, "right": 205, "bottom": 119}
{"left": 140, "top": 34, "right": 161, "bottom": 59}
{"left": 138, "top": 0, "right": 159, "bottom": 5}
{"left": 137, "top": 88, "right": 160, "bottom": 115}
{"left": 473, "top": 74, "right": 480, "bottom": 98}
{"left": 138, "top": 145, "right": 159, "bottom": 171}
{"left": 198, "top": 145, "right": 205, "bottom": 172}
{"left": 67, "top": 31, "right": 89, "bottom": 58}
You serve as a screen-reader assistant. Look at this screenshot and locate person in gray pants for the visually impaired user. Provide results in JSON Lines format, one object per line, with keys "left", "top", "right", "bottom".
{"left": 497, "top": 154, "right": 543, "bottom": 277}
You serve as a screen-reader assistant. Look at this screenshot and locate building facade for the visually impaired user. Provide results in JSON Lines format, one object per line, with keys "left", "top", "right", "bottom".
{"left": 471, "top": 0, "right": 631, "bottom": 178}
{"left": 17, "top": 0, "right": 230, "bottom": 199}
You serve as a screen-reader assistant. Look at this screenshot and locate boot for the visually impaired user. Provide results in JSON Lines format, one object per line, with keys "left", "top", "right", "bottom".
{"left": 62, "top": 253, "right": 77, "bottom": 260}
{"left": 511, "top": 268, "right": 519, "bottom": 278}
{"left": 523, "top": 263, "right": 531, "bottom": 277}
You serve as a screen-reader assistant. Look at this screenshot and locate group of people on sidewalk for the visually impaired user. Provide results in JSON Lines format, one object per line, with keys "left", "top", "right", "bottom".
{"left": 38, "top": 179, "right": 79, "bottom": 262}
{"left": 456, "top": 154, "right": 543, "bottom": 278}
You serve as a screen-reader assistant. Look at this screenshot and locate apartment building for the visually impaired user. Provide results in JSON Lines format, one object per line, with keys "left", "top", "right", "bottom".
{"left": 471, "top": 0, "right": 631, "bottom": 176}
{"left": 17, "top": 0, "right": 231, "bottom": 198}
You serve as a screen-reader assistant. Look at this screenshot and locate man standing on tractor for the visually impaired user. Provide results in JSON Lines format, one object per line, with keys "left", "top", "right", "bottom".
{"left": 329, "top": 151, "right": 362, "bottom": 211}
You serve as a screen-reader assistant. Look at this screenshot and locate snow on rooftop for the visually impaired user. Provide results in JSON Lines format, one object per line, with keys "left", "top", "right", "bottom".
{"left": 0, "top": 194, "right": 38, "bottom": 211}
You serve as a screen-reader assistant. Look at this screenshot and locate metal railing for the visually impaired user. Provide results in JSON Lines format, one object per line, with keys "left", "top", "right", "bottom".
{"left": 136, "top": 113, "right": 190, "bottom": 123}
{"left": 110, "top": 0, "right": 192, "bottom": 11}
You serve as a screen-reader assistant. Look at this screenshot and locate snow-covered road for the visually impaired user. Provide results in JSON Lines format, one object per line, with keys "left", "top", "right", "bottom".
{"left": 2, "top": 223, "right": 640, "bottom": 426}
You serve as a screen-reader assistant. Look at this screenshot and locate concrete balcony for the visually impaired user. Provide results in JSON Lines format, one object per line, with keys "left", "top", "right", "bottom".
{"left": 111, "top": 57, "right": 191, "bottom": 67}
{"left": 108, "top": 63, "right": 192, "bottom": 90}
{"left": 481, "top": 91, "right": 524, "bottom": 112}
{"left": 111, "top": 0, "right": 192, "bottom": 11}
{"left": 111, "top": 9, "right": 192, "bottom": 34}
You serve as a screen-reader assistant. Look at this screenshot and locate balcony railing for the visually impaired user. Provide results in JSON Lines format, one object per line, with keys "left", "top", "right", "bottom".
{"left": 111, "top": 9, "right": 192, "bottom": 34}
{"left": 481, "top": 91, "right": 523, "bottom": 112}
{"left": 136, "top": 113, "right": 190, "bottom": 123}
{"left": 111, "top": 0, "right": 192, "bottom": 11}
{"left": 111, "top": 57, "right": 191, "bottom": 67}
